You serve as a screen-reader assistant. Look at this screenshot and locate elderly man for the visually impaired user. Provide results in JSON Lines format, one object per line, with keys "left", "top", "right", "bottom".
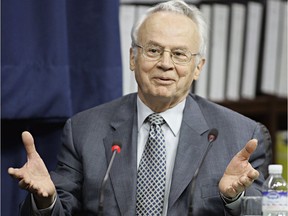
{"left": 9, "top": 0, "right": 270, "bottom": 215}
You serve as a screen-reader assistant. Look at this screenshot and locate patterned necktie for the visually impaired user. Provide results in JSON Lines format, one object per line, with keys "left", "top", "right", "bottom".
{"left": 136, "top": 113, "right": 166, "bottom": 216}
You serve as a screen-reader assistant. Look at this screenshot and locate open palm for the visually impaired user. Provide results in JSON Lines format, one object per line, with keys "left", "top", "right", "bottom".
{"left": 8, "top": 131, "right": 56, "bottom": 208}
{"left": 219, "top": 139, "right": 260, "bottom": 198}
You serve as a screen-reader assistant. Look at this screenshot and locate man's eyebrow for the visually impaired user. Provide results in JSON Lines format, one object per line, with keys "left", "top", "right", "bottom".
{"left": 145, "top": 40, "right": 189, "bottom": 50}
{"left": 146, "top": 41, "right": 162, "bottom": 46}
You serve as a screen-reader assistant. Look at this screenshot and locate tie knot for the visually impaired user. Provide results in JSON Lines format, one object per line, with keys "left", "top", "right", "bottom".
{"left": 148, "top": 113, "right": 165, "bottom": 125}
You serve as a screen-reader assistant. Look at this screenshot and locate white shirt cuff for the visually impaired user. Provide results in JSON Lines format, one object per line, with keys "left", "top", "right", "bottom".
{"left": 31, "top": 194, "right": 56, "bottom": 216}
{"left": 220, "top": 192, "right": 244, "bottom": 216}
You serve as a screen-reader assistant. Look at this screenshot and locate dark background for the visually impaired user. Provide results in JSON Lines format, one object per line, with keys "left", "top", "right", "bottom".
{"left": 1, "top": 0, "right": 122, "bottom": 215}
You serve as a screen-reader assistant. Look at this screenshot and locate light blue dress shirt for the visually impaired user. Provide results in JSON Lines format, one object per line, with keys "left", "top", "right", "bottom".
{"left": 136, "top": 96, "right": 186, "bottom": 216}
{"left": 32, "top": 96, "right": 242, "bottom": 215}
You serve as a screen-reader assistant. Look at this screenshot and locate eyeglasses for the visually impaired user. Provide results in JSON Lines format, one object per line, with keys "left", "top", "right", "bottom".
{"left": 134, "top": 43, "right": 199, "bottom": 65}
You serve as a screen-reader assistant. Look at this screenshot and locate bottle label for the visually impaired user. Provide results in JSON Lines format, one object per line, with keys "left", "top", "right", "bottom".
{"left": 262, "top": 191, "right": 288, "bottom": 212}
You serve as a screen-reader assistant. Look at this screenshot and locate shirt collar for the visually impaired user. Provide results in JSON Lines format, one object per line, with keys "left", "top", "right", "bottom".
{"left": 137, "top": 96, "right": 186, "bottom": 136}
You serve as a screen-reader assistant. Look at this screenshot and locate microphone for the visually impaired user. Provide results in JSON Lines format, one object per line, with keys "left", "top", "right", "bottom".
{"left": 188, "top": 128, "right": 218, "bottom": 216}
{"left": 98, "top": 142, "right": 122, "bottom": 216}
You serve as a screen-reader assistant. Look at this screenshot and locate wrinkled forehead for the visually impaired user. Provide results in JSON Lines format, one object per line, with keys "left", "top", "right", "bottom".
{"left": 137, "top": 12, "right": 200, "bottom": 51}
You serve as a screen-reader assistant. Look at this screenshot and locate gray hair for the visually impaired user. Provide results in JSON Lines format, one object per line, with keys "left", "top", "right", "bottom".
{"left": 131, "top": 0, "right": 208, "bottom": 57}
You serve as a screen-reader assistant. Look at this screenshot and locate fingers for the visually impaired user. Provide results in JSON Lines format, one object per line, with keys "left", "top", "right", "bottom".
{"left": 8, "top": 167, "right": 16, "bottom": 176}
{"left": 231, "top": 170, "right": 259, "bottom": 193}
{"left": 22, "top": 131, "right": 37, "bottom": 158}
{"left": 9, "top": 168, "right": 33, "bottom": 191}
{"left": 247, "top": 169, "right": 259, "bottom": 180}
{"left": 19, "top": 178, "right": 31, "bottom": 190}
{"left": 18, "top": 179, "right": 44, "bottom": 196}
{"left": 8, "top": 131, "right": 36, "bottom": 177}
{"left": 226, "top": 178, "right": 251, "bottom": 196}
{"left": 8, "top": 167, "right": 24, "bottom": 180}
{"left": 238, "top": 139, "right": 258, "bottom": 160}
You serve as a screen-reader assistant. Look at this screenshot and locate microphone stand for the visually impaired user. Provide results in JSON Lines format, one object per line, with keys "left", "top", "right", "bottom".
{"left": 98, "top": 144, "right": 121, "bottom": 216}
{"left": 188, "top": 129, "right": 218, "bottom": 216}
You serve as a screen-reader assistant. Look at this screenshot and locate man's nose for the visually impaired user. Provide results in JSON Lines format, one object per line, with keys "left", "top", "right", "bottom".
{"left": 159, "top": 50, "right": 174, "bottom": 67}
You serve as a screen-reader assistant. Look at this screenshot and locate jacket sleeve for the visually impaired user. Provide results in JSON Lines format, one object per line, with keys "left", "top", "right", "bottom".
{"left": 223, "top": 122, "right": 272, "bottom": 216}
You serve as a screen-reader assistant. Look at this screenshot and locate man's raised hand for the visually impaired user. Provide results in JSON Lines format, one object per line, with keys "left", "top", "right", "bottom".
{"left": 219, "top": 139, "right": 260, "bottom": 198}
{"left": 8, "top": 131, "right": 56, "bottom": 209}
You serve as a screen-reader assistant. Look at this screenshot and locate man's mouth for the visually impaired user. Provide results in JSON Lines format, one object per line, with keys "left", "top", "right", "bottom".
{"left": 153, "top": 77, "right": 175, "bottom": 85}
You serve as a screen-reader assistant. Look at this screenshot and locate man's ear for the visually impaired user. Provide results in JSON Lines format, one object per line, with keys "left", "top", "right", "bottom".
{"left": 193, "top": 58, "right": 206, "bottom": 80}
{"left": 129, "top": 47, "right": 136, "bottom": 71}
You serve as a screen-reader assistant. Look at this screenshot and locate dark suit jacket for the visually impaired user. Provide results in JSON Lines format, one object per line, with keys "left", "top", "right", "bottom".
{"left": 20, "top": 93, "right": 271, "bottom": 216}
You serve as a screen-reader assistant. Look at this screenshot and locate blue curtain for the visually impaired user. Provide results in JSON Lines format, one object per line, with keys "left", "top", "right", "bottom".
{"left": 1, "top": 0, "right": 122, "bottom": 215}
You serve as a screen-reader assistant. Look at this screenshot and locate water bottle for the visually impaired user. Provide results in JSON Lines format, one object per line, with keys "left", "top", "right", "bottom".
{"left": 262, "top": 164, "right": 288, "bottom": 216}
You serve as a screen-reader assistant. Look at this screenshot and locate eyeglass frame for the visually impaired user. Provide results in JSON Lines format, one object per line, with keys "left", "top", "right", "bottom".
{"left": 133, "top": 43, "right": 200, "bottom": 65}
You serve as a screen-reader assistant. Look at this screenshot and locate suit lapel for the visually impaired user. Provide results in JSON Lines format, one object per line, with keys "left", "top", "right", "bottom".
{"left": 168, "top": 95, "right": 210, "bottom": 209}
{"left": 101, "top": 94, "right": 211, "bottom": 213}
{"left": 103, "top": 94, "right": 138, "bottom": 215}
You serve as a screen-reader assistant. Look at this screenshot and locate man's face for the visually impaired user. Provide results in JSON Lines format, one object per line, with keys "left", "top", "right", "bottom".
{"left": 130, "top": 12, "right": 205, "bottom": 108}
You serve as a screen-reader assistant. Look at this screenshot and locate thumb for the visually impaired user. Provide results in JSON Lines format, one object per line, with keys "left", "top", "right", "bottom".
{"left": 22, "top": 131, "right": 37, "bottom": 158}
{"left": 238, "top": 139, "right": 258, "bottom": 160}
